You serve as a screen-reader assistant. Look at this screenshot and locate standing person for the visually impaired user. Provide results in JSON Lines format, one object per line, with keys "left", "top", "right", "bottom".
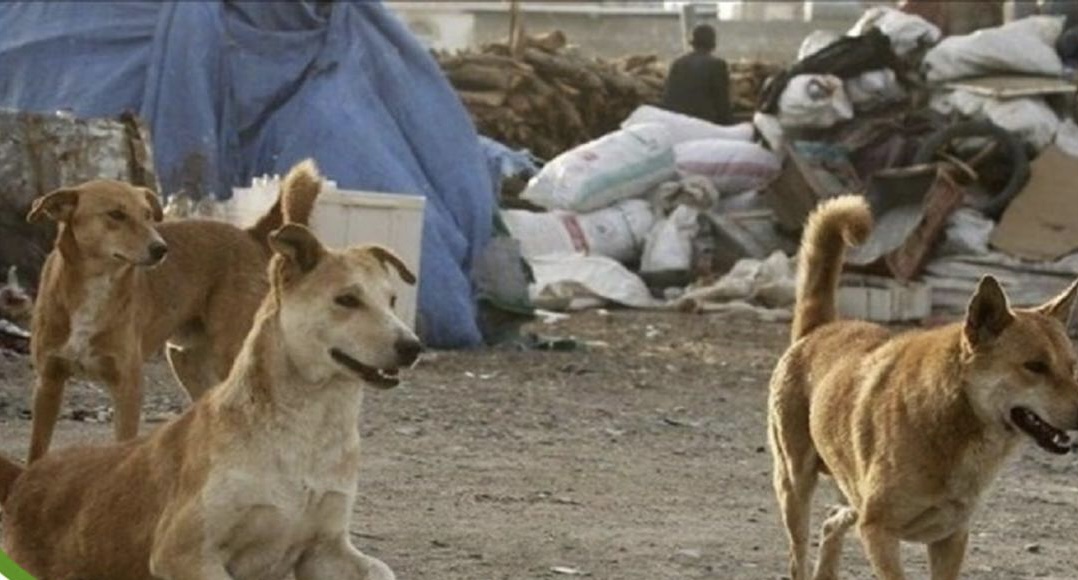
{"left": 661, "top": 24, "right": 732, "bottom": 125}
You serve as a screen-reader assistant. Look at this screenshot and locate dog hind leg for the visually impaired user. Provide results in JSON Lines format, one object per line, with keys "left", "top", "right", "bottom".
{"left": 928, "top": 529, "right": 968, "bottom": 580}
{"left": 813, "top": 505, "right": 857, "bottom": 580}
{"left": 295, "top": 536, "right": 396, "bottom": 580}
{"left": 769, "top": 410, "right": 819, "bottom": 579}
{"left": 859, "top": 521, "right": 906, "bottom": 580}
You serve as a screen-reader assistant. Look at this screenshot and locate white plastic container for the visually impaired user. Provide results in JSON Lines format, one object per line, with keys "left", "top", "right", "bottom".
{"left": 231, "top": 177, "right": 425, "bottom": 329}
{"left": 838, "top": 275, "right": 931, "bottom": 323}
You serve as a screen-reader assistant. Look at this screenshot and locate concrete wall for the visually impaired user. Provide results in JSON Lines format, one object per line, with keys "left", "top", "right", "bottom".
{"left": 391, "top": 3, "right": 866, "bottom": 64}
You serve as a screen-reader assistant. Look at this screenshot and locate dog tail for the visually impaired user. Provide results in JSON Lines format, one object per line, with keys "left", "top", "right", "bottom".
{"left": 791, "top": 195, "right": 872, "bottom": 342}
{"left": 247, "top": 159, "right": 323, "bottom": 247}
{"left": 0, "top": 453, "right": 23, "bottom": 505}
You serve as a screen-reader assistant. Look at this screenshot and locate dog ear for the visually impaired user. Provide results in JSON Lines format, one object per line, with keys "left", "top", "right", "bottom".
{"left": 1034, "top": 278, "right": 1078, "bottom": 326}
{"left": 268, "top": 224, "right": 324, "bottom": 273}
{"left": 366, "top": 246, "right": 417, "bottom": 285}
{"left": 140, "top": 188, "right": 164, "bottom": 222}
{"left": 964, "top": 276, "right": 1013, "bottom": 347}
{"left": 27, "top": 187, "right": 79, "bottom": 223}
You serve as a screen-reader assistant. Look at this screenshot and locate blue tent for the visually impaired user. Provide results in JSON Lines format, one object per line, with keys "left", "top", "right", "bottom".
{"left": 0, "top": 0, "right": 494, "bottom": 348}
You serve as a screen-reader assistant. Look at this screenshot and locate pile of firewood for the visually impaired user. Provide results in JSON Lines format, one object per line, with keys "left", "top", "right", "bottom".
{"left": 435, "top": 31, "right": 782, "bottom": 160}
{"left": 730, "top": 60, "right": 783, "bottom": 114}
{"left": 435, "top": 31, "right": 665, "bottom": 160}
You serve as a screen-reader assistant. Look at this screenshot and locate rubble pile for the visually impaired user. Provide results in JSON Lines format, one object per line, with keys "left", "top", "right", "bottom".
{"left": 480, "top": 6, "right": 1078, "bottom": 327}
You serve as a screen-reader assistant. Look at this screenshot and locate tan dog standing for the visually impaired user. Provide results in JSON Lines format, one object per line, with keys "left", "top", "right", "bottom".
{"left": 0, "top": 224, "right": 420, "bottom": 580}
{"left": 26, "top": 161, "right": 321, "bottom": 461}
{"left": 768, "top": 195, "right": 1078, "bottom": 580}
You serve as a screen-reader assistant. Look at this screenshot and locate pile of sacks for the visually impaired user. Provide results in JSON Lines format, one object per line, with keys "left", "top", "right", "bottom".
{"left": 499, "top": 105, "right": 784, "bottom": 312}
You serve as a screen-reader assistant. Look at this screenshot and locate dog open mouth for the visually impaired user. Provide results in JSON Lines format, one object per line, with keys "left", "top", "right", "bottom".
{"left": 329, "top": 348, "right": 400, "bottom": 388}
{"left": 1010, "top": 407, "right": 1072, "bottom": 454}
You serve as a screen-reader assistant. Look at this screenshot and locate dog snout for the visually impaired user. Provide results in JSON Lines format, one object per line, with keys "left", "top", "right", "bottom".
{"left": 395, "top": 337, "right": 423, "bottom": 366}
{"left": 148, "top": 241, "right": 169, "bottom": 263}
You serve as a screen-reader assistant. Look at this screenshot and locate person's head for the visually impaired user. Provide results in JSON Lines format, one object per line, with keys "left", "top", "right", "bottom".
{"left": 690, "top": 24, "right": 716, "bottom": 52}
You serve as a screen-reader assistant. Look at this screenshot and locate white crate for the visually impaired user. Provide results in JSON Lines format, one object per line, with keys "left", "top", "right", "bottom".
{"left": 231, "top": 177, "right": 425, "bottom": 329}
{"left": 838, "top": 275, "right": 931, "bottom": 323}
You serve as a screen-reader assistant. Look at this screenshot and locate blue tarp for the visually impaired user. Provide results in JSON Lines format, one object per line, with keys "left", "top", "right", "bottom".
{"left": 0, "top": 1, "right": 494, "bottom": 348}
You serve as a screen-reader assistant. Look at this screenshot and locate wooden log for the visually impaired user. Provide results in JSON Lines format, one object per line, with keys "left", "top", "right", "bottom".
{"left": 522, "top": 48, "right": 604, "bottom": 92}
{"left": 458, "top": 90, "right": 508, "bottom": 108}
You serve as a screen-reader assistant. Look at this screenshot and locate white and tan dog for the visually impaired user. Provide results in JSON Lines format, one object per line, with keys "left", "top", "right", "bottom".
{"left": 769, "top": 195, "right": 1078, "bottom": 580}
{"left": 0, "top": 224, "right": 420, "bottom": 580}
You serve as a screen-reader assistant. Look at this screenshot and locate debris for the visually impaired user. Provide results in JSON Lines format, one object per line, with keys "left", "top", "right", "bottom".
{"left": 0, "top": 319, "right": 30, "bottom": 356}
{"left": 0, "top": 266, "right": 33, "bottom": 329}
{"left": 550, "top": 566, "right": 590, "bottom": 576}
{"left": 991, "top": 145, "right": 1078, "bottom": 261}
{"left": 846, "top": 164, "right": 964, "bottom": 281}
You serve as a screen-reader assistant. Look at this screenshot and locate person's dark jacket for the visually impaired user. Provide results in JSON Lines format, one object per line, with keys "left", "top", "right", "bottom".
{"left": 661, "top": 50, "right": 732, "bottom": 125}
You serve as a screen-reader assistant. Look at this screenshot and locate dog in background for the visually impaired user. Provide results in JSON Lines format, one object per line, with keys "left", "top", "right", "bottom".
{"left": 0, "top": 224, "right": 419, "bottom": 580}
{"left": 26, "top": 161, "right": 321, "bottom": 461}
{"left": 768, "top": 195, "right": 1078, "bottom": 580}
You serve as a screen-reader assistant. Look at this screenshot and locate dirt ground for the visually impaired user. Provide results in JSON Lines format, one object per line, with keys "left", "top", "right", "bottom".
{"left": 0, "top": 310, "right": 1076, "bottom": 579}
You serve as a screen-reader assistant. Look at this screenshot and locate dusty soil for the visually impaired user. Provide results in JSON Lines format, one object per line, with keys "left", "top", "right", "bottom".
{"left": 0, "top": 311, "right": 1076, "bottom": 579}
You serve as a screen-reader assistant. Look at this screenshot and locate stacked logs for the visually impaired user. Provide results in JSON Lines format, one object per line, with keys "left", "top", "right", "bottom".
{"left": 435, "top": 31, "right": 780, "bottom": 159}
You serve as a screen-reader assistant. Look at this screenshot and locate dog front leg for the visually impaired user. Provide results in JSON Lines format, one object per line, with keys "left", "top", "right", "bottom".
{"left": 151, "top": 559, "right": 233, "bottom": 580}
{"left": 295, "top": 536, "right": 396, "bottom": 580}
{"left": 859, "top": 522, "right": 906, "bottom": 580}
{"left": 104, "top": 360, "right": 144, "bottom": 441}
{"left": 28, "top": 360, "right": 70, "bottom": 462}
{"left": 927, "top": 529, "right": 968, "bottom": 580}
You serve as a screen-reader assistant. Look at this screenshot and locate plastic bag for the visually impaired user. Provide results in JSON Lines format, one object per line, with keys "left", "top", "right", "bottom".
{"left": 673, "top": 139, "right": 781, "bottom": 194}
{"left": 845, "top": 68, "right": 906, "bottom": 111}
{"left": 931, "top": 92, "right": 1060, "bottom": 151}
{"left": 849, "top": 6, "right": 941, "bottom": 58}
{"left": 798, "top": 30, "right": 840, "bottom": 61}
{"left": 922, "top": 16, "right": 1065, "bottom": 82}
{"left": 522, "top": 123, "right": 676, "bottom": 212}
{"left": 777, "top": 74, "right": 854, "bottom": 129}
{"left": 621, "top": 105, "right": 754, "bottom": 145}
{"left": 500, "top": 199, "right": 655, "bottom": 264}
{"left": 640, "top": 205, "right": 700, "bottom": 275}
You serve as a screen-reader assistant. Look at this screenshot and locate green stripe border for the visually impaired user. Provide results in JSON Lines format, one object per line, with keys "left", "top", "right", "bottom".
{"left": 0, "top": 549, "right": 34, "bottom": 579}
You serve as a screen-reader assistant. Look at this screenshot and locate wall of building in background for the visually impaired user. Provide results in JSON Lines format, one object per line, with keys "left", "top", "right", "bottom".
{"left": 389, "top": 2, "right": 873, "bottom": 63}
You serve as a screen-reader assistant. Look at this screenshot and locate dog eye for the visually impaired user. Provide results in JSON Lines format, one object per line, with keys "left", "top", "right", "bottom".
{"left": 390, "top": 296, "right": 397, "bottom": 308}
{"left": 335, "top": 295, "right": 362, "bottom": 309}
{"left": 1024, "top": 361, "right": 1050, "bottom": 375}
{"left": 107, "top": 210, "right": 126, "bottom": 221}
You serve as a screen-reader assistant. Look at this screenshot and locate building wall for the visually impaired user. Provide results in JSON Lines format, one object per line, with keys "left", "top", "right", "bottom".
{"left": 391, "top": 3, "right": 865, "bottom": 63}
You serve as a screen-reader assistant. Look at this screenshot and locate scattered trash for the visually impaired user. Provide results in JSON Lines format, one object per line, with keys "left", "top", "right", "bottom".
{"left": 550, "top": 566, "right": 590, "bottom": 576}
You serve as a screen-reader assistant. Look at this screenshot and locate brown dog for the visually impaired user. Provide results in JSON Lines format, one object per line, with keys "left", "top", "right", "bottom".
{"left": 0, "top": 224, "right": 419, "bottom": 580}
{"left": 768, "top": 195, "right": 1078, "bottom": 580}
{"left": 26, "top": 161, "right": 321, "bottom": 462}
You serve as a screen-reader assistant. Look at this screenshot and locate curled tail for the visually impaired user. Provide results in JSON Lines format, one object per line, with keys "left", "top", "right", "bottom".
{"left": 791, "top": 195, "right": 873, "bottom": 342}
{"left": 0, "top": 453, "right": 23, "bottom": 505}
{"left": 247, "top": 159, "right": 323, "bottom": 248}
